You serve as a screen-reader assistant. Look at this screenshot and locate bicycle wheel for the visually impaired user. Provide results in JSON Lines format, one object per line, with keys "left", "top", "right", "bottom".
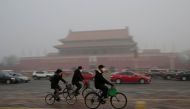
{"left": 66, "top": 93, "right": 77, "bottom": 105}
{"left": 84, "top": 92, "right": 101, "bottom": 109}
{"left": 45, "top": 93, "right": 55, "bottom": 105}
{"left": 62, "top": 88, "right": 69, "bottom": 98}
{"left": 63, "top": 87, "right": 74, "bottom": 97}
{"left": 110, "top": 92, "right": 127, "bottom": 109}
{"left": 82, "top": 88, "right": 93, "bottom": 98}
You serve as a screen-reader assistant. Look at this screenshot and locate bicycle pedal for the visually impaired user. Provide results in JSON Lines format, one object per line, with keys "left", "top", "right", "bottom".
{"left": 100, "top": 101, "right": 106, "bottom": 104}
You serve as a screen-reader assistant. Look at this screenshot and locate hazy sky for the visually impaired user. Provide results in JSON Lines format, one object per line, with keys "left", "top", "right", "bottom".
{"left": 0, "top": 0, "right": 190, "bottom": 60}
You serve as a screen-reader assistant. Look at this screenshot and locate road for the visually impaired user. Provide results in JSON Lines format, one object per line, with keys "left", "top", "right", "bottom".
{"left": 0, "top": 78, "right": 190, "bottom": 109}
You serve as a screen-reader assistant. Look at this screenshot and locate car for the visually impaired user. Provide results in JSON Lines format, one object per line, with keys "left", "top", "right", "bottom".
{"left": 10, "top": 73, "right": 30, "bottom": 83}
{"left": 8, "top": 72, "right": 23, "bottom": 83}
{"left": 161, "top": 70, "right": 183, "bottom": 80}
{"left": 148, "top": 69, "right": 168, "bottom": 78}
{"left": 0, "top": 70, "right": 22, "bottom": 83}
{"left": 32, "top": 71, "right": 54, "bottom": 80}
{"left": 81, "top": 71, "right": 94, "bottom": 80}
{"left": 175, "top": 71, "right": 190, "bottom": 81}
{"left": 161, "top": 72, "right": 177, "bottom": 80}
{"left": 110, "top": 71, "right": 151, "bottom": 84}
{"left": 0, "top": 71, "right": 16, "bottom": 84}
{"left": 127, "top": 68, "right": 151, "bottom": 77}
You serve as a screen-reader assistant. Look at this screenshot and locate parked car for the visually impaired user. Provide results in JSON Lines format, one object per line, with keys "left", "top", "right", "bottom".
{"left": 10, "top": 73, "right": 30, "bottom": 83}
{"left": 32, "top": 71, "right": 54, "bottom": 80}
{"left": 81, "top": 71, "right": 94, "bottom": 80}
{"left": 175, "top": 71, "right": 190, "bottom": 81}
{"left": 161, "top": 72, "right": 176, "bottom": 80}
{"left": 0, "top": 70, "right": 22, "bottom": 83}
{"left": 127, "top": 68, "right": 151, "bottom": 77}
{"left": 161, "top": 70, "right": 183, "bottom": 80}
{"left": 110, "top": 71, "right": 151, "bottom": 84}
{"left": 0, "top": 71, "right": 16, "bottom": 84}
{"left": 148, "top": 69, "right": 168, "bottom": 78}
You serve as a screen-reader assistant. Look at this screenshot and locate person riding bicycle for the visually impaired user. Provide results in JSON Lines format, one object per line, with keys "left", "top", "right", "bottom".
{"left": 94, "top": 65, "right": 114, "bottom": 103}
{"left": 50, "top": 69, "right": 67, "bottom": 101}
{"left": 72, "top": 66, "right": 84, "bottom": 96}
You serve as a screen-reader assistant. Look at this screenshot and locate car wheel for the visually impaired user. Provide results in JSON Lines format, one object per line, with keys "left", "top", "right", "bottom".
{"left": 182, "top": 77, "right": 187, "bottom": 81}
{"left": 139, "top": 79, "right": 145, "bottom": 84}
{"left": 6, "top": 80, "right": 11, "bottom": 84}
{"left": 116, "top": 79, "right": 121, "bottom": 84}
{"left": 33, "top": 76, "right": 38, "bottom": 80}
{"left": 166, "top": 75, "right": 171, "bottom": 80}
{"left": 46, "top": 76, "right": 50, "bottom": 79}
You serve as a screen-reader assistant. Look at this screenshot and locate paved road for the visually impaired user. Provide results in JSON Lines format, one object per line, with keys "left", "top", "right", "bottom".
{"left": 0, "top": 78, "right": 190, "bottom": 109}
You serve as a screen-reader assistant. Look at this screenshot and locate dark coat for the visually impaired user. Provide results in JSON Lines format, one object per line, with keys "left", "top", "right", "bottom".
{"left": 72, "top": 69, "right": 84, "bottom": 84}
{"left": 94, "top": 70, "right": 113, "bottom": 89}
{"left": 51, "top": 74, "right": 66, "bottom": 89}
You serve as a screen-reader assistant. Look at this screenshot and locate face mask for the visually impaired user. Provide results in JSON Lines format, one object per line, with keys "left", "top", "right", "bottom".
{"left": 102, "top": 68, "right": 106, "bottom": 72}
{"left": 59, "top": 73, "right": 62, "bottom": 76}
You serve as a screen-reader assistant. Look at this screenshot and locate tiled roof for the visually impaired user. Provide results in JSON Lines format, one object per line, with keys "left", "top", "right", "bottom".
{"left": 55, "top": 41, "right": 135, "bottom": 48}
{"left": 61, "top": 28, "right": 129, "bottom": 41}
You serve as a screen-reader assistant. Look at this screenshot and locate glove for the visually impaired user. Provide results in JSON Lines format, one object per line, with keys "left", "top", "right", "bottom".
{"left": 110, "top": 83, "right": 114, "bottom": 87}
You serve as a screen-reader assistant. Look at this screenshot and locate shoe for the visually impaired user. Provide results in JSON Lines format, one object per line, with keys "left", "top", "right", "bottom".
{"left": 55, "top": 98, "right": 61, "bottom": 102}
{"left": 74, "top": 92, "right": 80, "bottom": 96}
{"left": 99, "top": 98, "right": 106, "bottom": 104}
{"left": 73, "top": 91, "right": 80, "bottom": 96}
{"left": 77, "top": 92, "right": 80, "bottom": 95}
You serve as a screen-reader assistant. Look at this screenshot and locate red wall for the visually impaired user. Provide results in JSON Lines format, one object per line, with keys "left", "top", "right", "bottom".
{"left": 14, "top": 54, "right": 190, "bottom": 72}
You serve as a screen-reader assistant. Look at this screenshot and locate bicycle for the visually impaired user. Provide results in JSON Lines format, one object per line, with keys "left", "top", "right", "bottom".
{"left": 45, "top": 83, "right": 77, "bottom": 105}
{"left": 82, "top": 80, "right": 94, "bottom": 98}
{"left": 84, "top": 86, "right": 127, "bottom": 109}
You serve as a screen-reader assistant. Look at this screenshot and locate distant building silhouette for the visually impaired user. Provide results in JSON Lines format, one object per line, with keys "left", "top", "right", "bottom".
{"left": 52, "top": 27, "right": 137, "bottom": 56}
{"left": 8, "top": 27, "right": 190, "bottom": 72}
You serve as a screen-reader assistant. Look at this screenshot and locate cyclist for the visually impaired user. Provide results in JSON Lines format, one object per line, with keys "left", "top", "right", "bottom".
{"left": 94, "top": 65, "right": 114, "bottom": 103}
{"left": 50, "top": 69, "right": 67, "bottom": 101}
{"left": 72, "top": 66, "right": 84, "bottom": 96}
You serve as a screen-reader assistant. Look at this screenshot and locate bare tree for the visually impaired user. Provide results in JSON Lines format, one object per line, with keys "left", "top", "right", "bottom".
{"left": 1, "top": 55, "right": 19, "bottom": 66}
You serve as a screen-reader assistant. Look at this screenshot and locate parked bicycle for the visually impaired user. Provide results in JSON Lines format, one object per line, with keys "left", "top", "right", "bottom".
{"left": 84, "top": 86, "right": 127, "bottom": 109}
{"left": 45, "top": 83, "right": 77, "bottom": 105}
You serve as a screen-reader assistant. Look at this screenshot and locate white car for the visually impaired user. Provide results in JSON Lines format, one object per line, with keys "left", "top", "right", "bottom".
{"left": 32, "top": 71, "right": 54, "bottom": 80}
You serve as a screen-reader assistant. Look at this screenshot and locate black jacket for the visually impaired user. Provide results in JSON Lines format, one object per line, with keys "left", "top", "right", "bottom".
{"left": 94, "top": 70, "right": 113, "bottom": 89}
{"left": 51, "top": 74, "right": 66, "bottom": 89}
{"left": 72, "top": 69, "right": 84, "bottom": 84}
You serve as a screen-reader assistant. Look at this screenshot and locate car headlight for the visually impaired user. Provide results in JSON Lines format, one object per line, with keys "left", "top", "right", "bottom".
{"left": 11, "top": 78, "right": 15, "bottom": 80}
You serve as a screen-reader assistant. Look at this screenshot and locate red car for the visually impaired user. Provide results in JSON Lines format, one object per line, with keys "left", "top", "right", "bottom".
{"left": 81, "top": 71, "right": 94, "bottom": 81}
{"left": 110, "top": 71, "right": 151, "bottom": 84}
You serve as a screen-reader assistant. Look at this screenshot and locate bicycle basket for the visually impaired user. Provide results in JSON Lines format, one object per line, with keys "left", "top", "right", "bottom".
{"left": 66, "top": 84, "right": 73, "bottom": 90}
{"left": 108, "top": 87, "right": 117, "bottom": 96}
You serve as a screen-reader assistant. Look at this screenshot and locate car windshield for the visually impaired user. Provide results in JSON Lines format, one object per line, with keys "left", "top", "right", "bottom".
{"left": 4, "top": 73, "right": 13, "bottom": 77}
{"left": 15, "top": 73, "right": 22, "bottom": 76}
{"left": 36, "top": 72, "right": 45, "bottom": 74}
